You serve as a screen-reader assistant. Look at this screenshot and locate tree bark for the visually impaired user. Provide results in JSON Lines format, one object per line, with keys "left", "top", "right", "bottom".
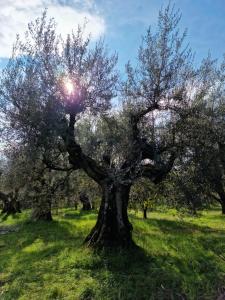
{"left": 221, "top": 202, "right": 225, "bottom": 215}
{"left": 31, "top": 197, "right": 52, "bottom": 221}
{"left": 2, "top": 199, "right": 20, "bottom": 214}
{"left": 80, "top": 193, "right": 92, "bottom": 210}
{"left": 0, "top": 192, "right": 21, "bottom": 215}
{"left": 143, "top": 207, "right": 148, "bottom": 219}
{"left": 74, "top": 200, "right": 78, "bottom": 210}
{"left": 218, "top": 193, "right": 225, "bottom": 215}
{"left": 84, "top": 183, "right": 134, "bottom": 248}
{"left": 214, "top": 184, "right": 225, "bottom": 215}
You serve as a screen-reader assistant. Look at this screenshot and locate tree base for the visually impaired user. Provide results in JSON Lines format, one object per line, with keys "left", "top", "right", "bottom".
{"left": 143, "top": 208, "right": 148, "bottom": 219}
{"left": 220, "top": 202, "right": 225, "bottom": 214}
{"left": 80, "top": 193, "right": 92, "bottom": 211}
{"left": 82, "top": 205, "right": 92, "bottom": 211}
{"left": 2, "top": 201, "right": 21, "bottom": 215}
{"left": 84, "top": 183, "right": 134, "bottom": 249}
{"left": 31, "top": 209, "right": 52, "bottom": 221}
{"left": 84, "top": 221, "right": 135, "bottom": 249}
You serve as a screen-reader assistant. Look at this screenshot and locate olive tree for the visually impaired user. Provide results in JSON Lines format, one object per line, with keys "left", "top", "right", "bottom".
{"left": 130, "top": 178, "right": 163, "bottom": 219}
{"left": 187, "top": 97, "right": 225, "bottom": 214}
{"left": 0, "top": 6, "right": 202, "bottom": 248}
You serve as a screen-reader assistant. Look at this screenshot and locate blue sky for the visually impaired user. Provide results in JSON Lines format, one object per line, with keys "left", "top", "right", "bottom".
{"left": 102, "top": 0, "right": 225, "bottom": 68}
{"left": 0, "top": 0, "right": 225, "bottom": 71}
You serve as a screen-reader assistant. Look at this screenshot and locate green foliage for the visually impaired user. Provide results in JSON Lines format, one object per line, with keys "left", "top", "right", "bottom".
{"left": 0, "top": 208, "right": 225, "bottom": 299}
{"left": 130, "top": 178, "right": 165, "bottom": 213}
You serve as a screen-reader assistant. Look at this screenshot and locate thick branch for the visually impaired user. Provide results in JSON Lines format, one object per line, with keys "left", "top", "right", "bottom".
{"left": 132, "top": 102, "right": 159, "bottom": 124}
{"left": 141, "top": 151, "right": 176, "bottom": 183}
{"left": 121, "top": 109, "right": 157, "bottom": 169}
{"left": 61, "top": 114, "right": 107, "bottom": 184}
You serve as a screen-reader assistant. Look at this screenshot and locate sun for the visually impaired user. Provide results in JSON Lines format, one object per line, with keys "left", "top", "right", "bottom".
{"left": 64, "top": 78, "right": 74, "bottom": 95}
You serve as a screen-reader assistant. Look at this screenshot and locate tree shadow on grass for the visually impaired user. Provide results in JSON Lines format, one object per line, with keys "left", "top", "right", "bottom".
{"left": 1, "top": 212, "right": 225, "bottom": 300}
{"left": 148, "top": 217, "right": 224, "bottom": 234}
{"left": 85, "top": 216, "right": 225, "bottom": 300}
{"left": 78, "top": 245, "right": 212, "bottom": 300}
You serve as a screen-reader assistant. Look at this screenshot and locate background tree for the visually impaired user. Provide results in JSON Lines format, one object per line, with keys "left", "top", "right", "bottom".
{"left": 174, "top": 56, "right": 225, "bottom": 214}
{"left": 189, "top": 104, "right": 225, "bottom": 214}
{"left": 130, "top": 178, "right": 163, "bottom": 219}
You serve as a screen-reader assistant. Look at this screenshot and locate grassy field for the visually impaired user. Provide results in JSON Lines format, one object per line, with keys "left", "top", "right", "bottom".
{"left": 0, "top": 208, "right": 225, "bottom": 300}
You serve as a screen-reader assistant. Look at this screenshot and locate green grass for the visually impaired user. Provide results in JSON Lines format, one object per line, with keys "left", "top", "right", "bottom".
{"left": 0, "top": 208, "right": 225, "bottom": 299}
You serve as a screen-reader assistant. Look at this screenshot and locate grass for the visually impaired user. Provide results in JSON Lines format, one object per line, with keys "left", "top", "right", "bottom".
{"left": 0, "top": 208, "right": 225, "bottom": 299}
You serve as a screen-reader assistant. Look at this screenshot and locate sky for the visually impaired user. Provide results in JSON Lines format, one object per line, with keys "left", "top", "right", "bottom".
{"left": 0, "top": 0, "right": 225, "bottom": 71}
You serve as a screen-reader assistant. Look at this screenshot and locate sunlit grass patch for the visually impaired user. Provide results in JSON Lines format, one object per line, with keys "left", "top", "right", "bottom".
{"left": 0, "top": 208, "right": 225, "bottom": 299}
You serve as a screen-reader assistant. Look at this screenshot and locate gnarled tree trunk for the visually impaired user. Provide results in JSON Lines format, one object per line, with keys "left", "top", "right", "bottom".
{"left": 31, "top": 196, "right": 52, "bottom": 221}
{"left": 85, "top": 183, "right": 134, "bottom": 248}
{"left": 2, "top": 199, "right": 21, "bottom": 214}
{"left": 80, "top": 192, "right": 92, "bottom": 210}
{"left": 0, "top": 191, "right": 21, "bottom": 215}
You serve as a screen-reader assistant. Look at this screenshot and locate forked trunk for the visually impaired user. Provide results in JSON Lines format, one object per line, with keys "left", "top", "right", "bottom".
{"left": 85, "top": 183, "right": 134, "bottom": 248}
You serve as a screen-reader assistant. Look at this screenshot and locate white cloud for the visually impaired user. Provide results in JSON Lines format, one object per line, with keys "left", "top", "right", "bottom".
{"left": 0, "top": 0, "right": 106, "bottom": 58}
